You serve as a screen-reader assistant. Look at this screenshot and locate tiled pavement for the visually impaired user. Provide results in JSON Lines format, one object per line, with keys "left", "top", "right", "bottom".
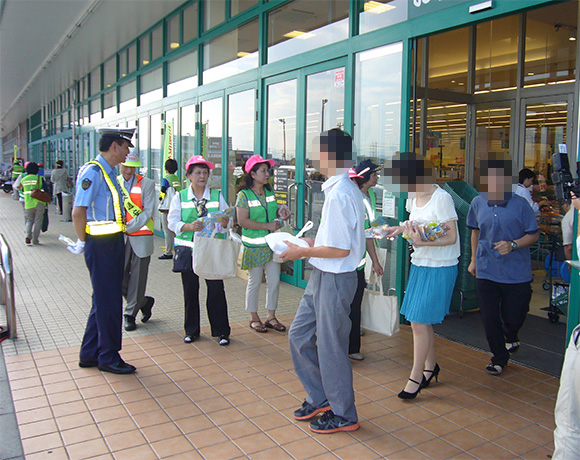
{"left": 0, "top": 193, "right": 559, "bottom": 459}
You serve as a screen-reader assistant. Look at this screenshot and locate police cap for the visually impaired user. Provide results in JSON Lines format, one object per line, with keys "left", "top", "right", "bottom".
{"left": 98, "top": 127, "right": 135, "bottom": 148}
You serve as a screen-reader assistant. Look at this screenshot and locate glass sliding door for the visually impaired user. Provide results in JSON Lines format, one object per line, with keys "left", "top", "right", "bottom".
{"left": 200, "top": 96, "right": 224, "bottom": 192}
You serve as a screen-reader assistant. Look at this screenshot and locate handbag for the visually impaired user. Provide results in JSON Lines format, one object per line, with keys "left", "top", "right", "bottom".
{"left": 172, "top": 245, "right": 193, "bottom": 273}
{"left": 41, "top": 206, "right": 49, "bottom": 233}
{"left": 193, "top": 221, "right": 241, "bottom": 280}
{"left": 31, "top": 188, "right": 52, "bottom": 203}
{"left": 361, "top": 271, "right": 400, "bottom": 337}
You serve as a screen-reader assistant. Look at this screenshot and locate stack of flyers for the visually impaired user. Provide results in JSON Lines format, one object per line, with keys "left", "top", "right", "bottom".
{"left": 365, "top": 217, "right": 392, "bottom": 239}
{"left": 403, "top": 221, "right": 449, "bottom": 244}
{"left": 196, "top": 207, "right": 235, "bottom": 238}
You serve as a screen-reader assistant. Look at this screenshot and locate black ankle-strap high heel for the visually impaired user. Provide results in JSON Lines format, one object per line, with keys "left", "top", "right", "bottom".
{"left": 398, "top": 378, "right": 422, "bottom": 400}
{"left": 422, "top": 363, "right": 440, "bottom": 389}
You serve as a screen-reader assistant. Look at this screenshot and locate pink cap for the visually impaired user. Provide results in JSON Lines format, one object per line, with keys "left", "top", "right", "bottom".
{"left": 348, "top": 167, "right": 363, "bottom": 179}
{"left": 244, "top": 154, "right": 275, "bottom": 173}
{"left": 185, "top": 155, "right": 215, "bottom": 170}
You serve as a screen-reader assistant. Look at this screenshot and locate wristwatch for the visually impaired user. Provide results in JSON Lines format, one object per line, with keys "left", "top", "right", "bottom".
{"left": 511, "top": 241, "right": 518, "bottom": 251}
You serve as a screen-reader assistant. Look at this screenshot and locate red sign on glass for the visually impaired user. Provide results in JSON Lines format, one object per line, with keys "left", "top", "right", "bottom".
{"left": 334, "top": 69, "right": 345, "bottom": 88}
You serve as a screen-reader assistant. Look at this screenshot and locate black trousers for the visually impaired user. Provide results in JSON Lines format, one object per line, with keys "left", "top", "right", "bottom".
{"left": 476, "top": 278, "right": 532, "bottom": 367}
{"left": 348, "top": 268, "right": 366, "bottom": 354}
{"left": 181, "top": 270, "right": 231, "bottom": 338}
{"left": 56, "top": 192, "right": 63, "bottom": 213}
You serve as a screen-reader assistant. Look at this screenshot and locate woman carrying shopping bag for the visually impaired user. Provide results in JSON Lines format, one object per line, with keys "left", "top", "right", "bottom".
{"left": 385, "top": 152, "right": 460, "bottom": 400}
{"left": 168, "top": 155, "right": 231, "bottom": 346}
{"left": 347, "top": 160, "right": 384, "bottom": 361}
{"left": 236, "top": 155, "right": 290, "bottom": 333}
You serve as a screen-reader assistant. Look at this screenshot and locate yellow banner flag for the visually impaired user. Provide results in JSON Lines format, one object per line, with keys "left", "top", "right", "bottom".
{"left": 13, "top": 145, "right": 17, "bottom": 162}
{"left": 163, "top": 122, "right": 174, "bottom": 167}
{"left": 201, "top": 123, "right": 208, "bottom": 158}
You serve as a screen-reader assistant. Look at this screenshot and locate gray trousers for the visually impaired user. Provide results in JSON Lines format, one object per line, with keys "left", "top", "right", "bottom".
{"left": 24, "top": 203, "right": 45, "bottom": 243}
{"left": 289, "top": 268, "right": 358, "bottom": 423}
{"left": 160, "top": 211, "right": 175, "bottom": 255}
{"left": 122, "top": 241, "right": 151, "bottom": 318}
{"left": 245, "top": 259, "right": 281, "bottom": 313}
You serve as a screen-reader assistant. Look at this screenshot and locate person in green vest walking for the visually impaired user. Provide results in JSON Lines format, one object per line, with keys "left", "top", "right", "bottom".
{"left": 159, "top": 158, "right": 181, "bottom": 260}
{"left": 347, "top": 160, "right": 384, "bottom": 361}
{"left": 236, "top": 155, "right": 290, "bottom": 333}
{"left": 18, "top": 162, "right": 46, "bottom": 245}
{"left": 168, "top": 155, "right": 231, "bottom": 346}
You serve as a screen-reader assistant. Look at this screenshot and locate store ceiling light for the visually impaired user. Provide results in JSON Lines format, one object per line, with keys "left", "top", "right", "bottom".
{"left": 170, "top": 42, "right": 180, "bottom": 49}
{"left": 237, "top": 52, "right": 251, "bottom": 57}
{"left": 364, "top": 1, "right": 396, "bottom": 14}
{"left": 142, "top": 60, "right": 150, "bottom": 65}
{"left": 283, "top": 30, "right": 315, "bottom": 39}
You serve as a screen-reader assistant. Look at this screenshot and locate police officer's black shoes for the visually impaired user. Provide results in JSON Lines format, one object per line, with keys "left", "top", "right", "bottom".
{"left": 141, "top": 297, "right": 155, "bottom": 323}
{"left": 124, "top": 315, "right": 137, "bottom": 331}
{"left": 158, "top": 253, "right": 173, "bottom": 260}
{"left": 98, "top": 359, "right": 136, "bottom": 375}
{"left": 78, "top": 359, "right": 98, "bottom": 368}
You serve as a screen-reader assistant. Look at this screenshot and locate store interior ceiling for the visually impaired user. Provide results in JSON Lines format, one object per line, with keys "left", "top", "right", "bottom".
{"left": 0, "top": 0, "right": 182, "bottom": 135}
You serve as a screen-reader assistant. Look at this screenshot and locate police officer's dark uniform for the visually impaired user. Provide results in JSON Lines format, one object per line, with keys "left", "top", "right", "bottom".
{"left": 70, "top": 128, "right": 136, "bottom": 374}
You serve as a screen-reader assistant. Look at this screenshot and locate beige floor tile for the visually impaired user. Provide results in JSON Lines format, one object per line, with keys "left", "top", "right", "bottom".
{"left": 65, "top": 438, "right": 110, "bottom": 460}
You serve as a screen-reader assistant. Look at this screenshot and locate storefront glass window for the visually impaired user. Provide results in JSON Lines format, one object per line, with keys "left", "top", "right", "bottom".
{"left": 167, "top": 13, "right": 181, "bottom": 54}
{"left": 150, "top": 113, "right": 163, "bottom": 186}
{"left": 138, "top": 116, "right": 149, "bottom": 174}
{"left": 203, "top": 19, "right": 259, "bottom": 84}
{"left": 140, "top": 34, "right": 151, "bottom": 67}
{"left": 475, "top": 15, "right": 519, "bottom": 93}
{"left": 524, "top": 101, "right": 568, "bottom": 182}
{"left": 119, "top": 50, "right": 128, "bottom": 78}
{"left": 474, "top": 105, "right": 512, "bottom": 185}
{"left": 428, "top": 28, "right": 469, "bottom": 93}
{"left": 268, "top": 0, "right": 349, "bottom": 63}
{"left": 525, "top": 2, "right": 577, "bottom": 87}
{"left": 205, "top": 0, "right": 225, "bottom": 31}
{"left": 354, "top": 42, "right": 403, "bottom": 163}
{"left": 103, "top": 90, "right": 116, "bottom": 118}
{"left": 201, "top": 97, "right": 224, "bottom": 191}
{"left": 168, "top": 51, "right": 198, "bottom": 97}
{"left": 152, "top": 25, "right": 163, "bottom": 61}
{"left": 183, "top": 2, "right": 198, "bottom": 43}
{"left": 120, "top": 80, "right": 137, "bottom": 112}
{"left": 90, "top": 98, "right": 102, "bottom": 123}
{"left": 140, "top": 67, "right": 163, "bottom": 105}
{"left": 103, "top": 57, "right": 116, "bottom": 88}
{"left": 231, "top": 0, "right": 257, "bottom": 16}
{"left": 227, "top": 90, "right": 255, "bottom": 205}
{"left": 424, "top": 101, "right": 467, "bottom": 181}
{"left": 128, "top": 43, "right": 137, "bottom": 74}
{"left": 89, "top": 67, "right": 101, "bottom": 96}
{"left": 359, "top": 0, "right": 407, "bottom": 34}
{"left": 181, "top": 103, "right": 196, "bottom": 187}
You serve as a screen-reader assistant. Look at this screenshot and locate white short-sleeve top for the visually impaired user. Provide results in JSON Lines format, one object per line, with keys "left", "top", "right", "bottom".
{"left": 405, "top": 185, "right": 460, "bottom": 267}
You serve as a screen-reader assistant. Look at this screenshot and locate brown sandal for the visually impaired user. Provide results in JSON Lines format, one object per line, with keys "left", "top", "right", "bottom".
{"left": 250, "top": 321, "right": 268, "bottom": 333}
{"left": 265, "top": 318, "right": 286, "bottom": 332}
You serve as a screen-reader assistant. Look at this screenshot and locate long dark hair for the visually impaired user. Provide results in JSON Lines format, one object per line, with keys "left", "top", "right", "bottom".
{"left": 353, "top": 175, "right": 371, "bottom": 189}
{"left": 237, "top": 162, "right": 272, "bottom": 193}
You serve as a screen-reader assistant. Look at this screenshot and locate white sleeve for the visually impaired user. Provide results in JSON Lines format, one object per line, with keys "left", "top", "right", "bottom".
{"left": 167, "top": 192, "right": 185, "bottom": 235}
{"left": 437, "top": 191, "right": 459, "bottom": 223}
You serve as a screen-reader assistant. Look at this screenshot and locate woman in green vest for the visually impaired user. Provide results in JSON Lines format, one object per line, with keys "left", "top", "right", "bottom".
{"left": 168, "top": 155, "right": 231, "bottom": 346}
{"left": 348, "top": 160, "right": 384, "bottom": 361}
{"left": 236, "top": 155, "right": 290, "bottom": 333}
{"left": 17, "top": 162, "right": 47, "bottom": 245}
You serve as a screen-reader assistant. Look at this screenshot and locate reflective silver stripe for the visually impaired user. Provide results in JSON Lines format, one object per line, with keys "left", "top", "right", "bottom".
{"left": 357, "top": 258, "right": 366, "bottom": 269}
{"left": 363, "top": 197, "right": 375, "bottom": 222}
{"left": 23, "top": 191, "right": 32, "bottom": 195}
{"left": 207, "top": 201, "right": 219, "bottom": 208}
{"left": 175, "top": 240, "right": 195, "bottom": 248}
{"left": 265, "top": 195, "right": 276, "bottom": 203}
{"left": 130, "top": 187, "right": 140, "bottom": 194}
{"left": 182, "top": 202, "right": 196, "bottom": 209}
{"left": 241, "top": 235, "right": 267, "bottom": 245}
{"left": 247, "top": 200, "right": 261, "bottom": 207}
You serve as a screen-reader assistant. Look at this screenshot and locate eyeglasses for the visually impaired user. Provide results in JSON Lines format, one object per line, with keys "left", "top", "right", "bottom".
{"left": 196, "top": 199, "right": 208, "bottom": 217}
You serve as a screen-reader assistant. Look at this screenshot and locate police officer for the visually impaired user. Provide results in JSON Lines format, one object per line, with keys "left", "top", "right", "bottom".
{"left": 117, "top": 152, "right": 156, "bottom": 331}
{"left": 69, "top": 127, "right": 136, "bottom": 375}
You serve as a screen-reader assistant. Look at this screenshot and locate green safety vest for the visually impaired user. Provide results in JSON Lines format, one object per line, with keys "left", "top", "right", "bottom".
{"left": 240, "top": 188, "right": 278, "bottom": 248}
{"left": 175, "top": 188, "right": 223, "bottom": 246}
{"left": 12, "top": 164, "right": 24, "bottom": 180}
{"left": 166, "top": 173, "right": 181, "bottom": 191}
{"left": 358, "top": 188, "right": 378, "bottom": 270}
{"left": 21, "top": 174, "right": 43, "bottom": 210}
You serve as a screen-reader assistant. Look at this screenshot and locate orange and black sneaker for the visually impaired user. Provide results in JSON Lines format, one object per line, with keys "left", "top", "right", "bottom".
{"left": 293, "top": 400, "right": 331, "bottom": 421}
{"left": 309, "top": 410, "right": 360, "bottom": 434}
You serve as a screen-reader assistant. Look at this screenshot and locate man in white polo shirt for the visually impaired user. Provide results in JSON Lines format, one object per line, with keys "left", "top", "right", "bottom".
{"left": 282, "top": 128, "right": 366, "bottom": 434}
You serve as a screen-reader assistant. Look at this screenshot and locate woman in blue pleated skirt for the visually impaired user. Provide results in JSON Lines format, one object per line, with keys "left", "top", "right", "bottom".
{"left": 385, "top": 152, "right": 460, "bottom": 400}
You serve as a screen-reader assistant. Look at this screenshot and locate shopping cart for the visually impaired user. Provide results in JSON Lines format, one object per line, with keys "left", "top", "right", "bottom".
{"left": 538, "top": 214, "right": 569, "bottom": 323}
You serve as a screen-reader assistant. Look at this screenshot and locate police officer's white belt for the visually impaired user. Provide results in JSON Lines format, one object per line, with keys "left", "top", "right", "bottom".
{"left": 86, "top": 221, "right": 126, "bottom": 235}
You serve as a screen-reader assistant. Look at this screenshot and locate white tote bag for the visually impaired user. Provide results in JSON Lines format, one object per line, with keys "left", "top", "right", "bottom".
{"left": 361, "top": 271, "right": 400, "bottom": 336}
{"left": 193, "top": 224, "right": 241, "bottom": 280}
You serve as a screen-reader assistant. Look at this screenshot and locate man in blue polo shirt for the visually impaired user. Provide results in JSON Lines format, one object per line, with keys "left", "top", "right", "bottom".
{"left": 467, "top": 152, "right": 539, "bottom": 376}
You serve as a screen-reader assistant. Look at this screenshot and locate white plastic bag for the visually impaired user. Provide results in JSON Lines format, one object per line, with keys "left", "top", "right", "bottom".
{"left": 361, "top": 271, "right": 400, "bottom": 337}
